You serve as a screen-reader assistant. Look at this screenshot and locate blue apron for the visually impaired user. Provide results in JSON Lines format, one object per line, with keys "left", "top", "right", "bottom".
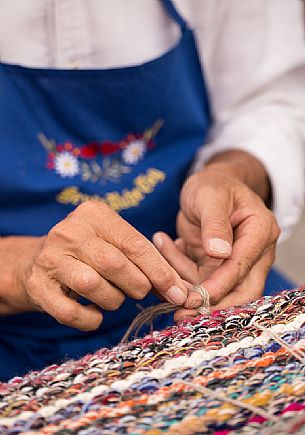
{"left": 0, "top": 0, "right": 294, "bottom": 381}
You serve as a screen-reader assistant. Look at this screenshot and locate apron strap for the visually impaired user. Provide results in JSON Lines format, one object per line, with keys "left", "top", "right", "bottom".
{"left": 161, "top": 0, "right": 187, "bottom": 30}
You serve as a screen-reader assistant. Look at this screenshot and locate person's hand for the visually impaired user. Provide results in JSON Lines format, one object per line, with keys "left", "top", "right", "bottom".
{"left": 6, "top": 202, "right": 188, "bottom": 330}
{"left": 153, "top": 151, "right": 280, "bottom": 320}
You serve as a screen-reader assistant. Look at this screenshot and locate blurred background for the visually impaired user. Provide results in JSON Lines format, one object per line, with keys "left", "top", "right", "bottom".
{"left": 276, "top": 210, "right": 305, "bottom": 285}
{"left": 274, "top": 0, "right": 305, "bottom": 286}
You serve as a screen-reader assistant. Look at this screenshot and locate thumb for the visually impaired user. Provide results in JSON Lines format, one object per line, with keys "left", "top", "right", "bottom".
{"left": 200, "top": 202, "right": 233, "bottom": 259}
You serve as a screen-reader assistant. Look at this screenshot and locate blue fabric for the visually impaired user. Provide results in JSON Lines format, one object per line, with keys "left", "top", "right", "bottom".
{"left": 264, "top": 268, "right": 296, "bottom": 296}
{"left": 0, "top": 0, "right": 212, "bottom": 380}
{"left": 0, "top": 30, "right": 210, "bottom": 241}
{"left": 162, "top": 0, "right": 187, "bottom": 29}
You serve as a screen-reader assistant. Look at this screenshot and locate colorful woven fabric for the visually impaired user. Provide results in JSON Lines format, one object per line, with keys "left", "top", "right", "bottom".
{"left": 1, "top": 288, "right": 305, "bottom": 434}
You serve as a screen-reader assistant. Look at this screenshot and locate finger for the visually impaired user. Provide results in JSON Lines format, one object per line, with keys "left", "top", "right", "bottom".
{"left": 183, "top": 257, "right": 223, "bottom": 309}
{"left": 199, "top": 195, "right": 233, "bottom": 259}
{"left": 74, "top": 202, "right": 188, "bottom": 305}
{"left": 174, "top": 238, "right": 187, "bottom": 254}
{"left": 185, "top": 244, "right": 207, "bottom": 264}
{"left": 75, "top": 237, "right": 151, "bottom": 300}
{"left": 55, "top": 302, "right": 102, "bottom": 331}
{"left": 196, "top": 255, "right": 223, "bottom": 279}
{"left": 184, "top": 289, "right": 207, "bottom": 309}
{"left": 28, "top": 271, "right": 103, "bottom": 331}
{"left": 56, "top": 255, "right": 126, "bottom": 311}
{"left": 178, "top": 206, "right": 232, "bottom": 261}
{"left": 152, "top": 232, "right": 221, "bottom": 310}
{"left": 205, "top": 231, "right": 274, "bottom": 306}
{"left": 178, "top": 241, "right": 223, "bottom": 281}
{"left": 152, "top": 232, "right": 198, "bottom": 284}
{"left": 211, "top": 250, "right": 273, "bottom": 311}
{"left": 118, "top": 233, "right": 188, "bottom": 305}
{"left": 62, "top": 285, "right": 79, "bottom": 300}
{"left": 174, "top": 308, "right": 198, "bottom": 323}
{"left": 177, "top": 211, "right": 202, "bottom": 248}
{"left": 151, "top": 279, "right": 193, "bottom": 302}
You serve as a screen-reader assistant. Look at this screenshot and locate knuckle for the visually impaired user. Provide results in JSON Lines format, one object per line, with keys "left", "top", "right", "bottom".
{"left": 149, "top": 265, "right": 174, "bottom": 289}
{"left": 47, "top": 221, "right": 67, "bottom": 240}
{"left": 55, "top": 305, "right": 79, "bottom": 326}
{"left": 98, "top": 250, "right": 125, "bottom": 274}
{"left": 48, "top": 217, "right": 85, "bottom": 245}
{"left": 76, "top": 200, "right": 110, "bottom": 216}
{"left": 120, "top": 234, "right": 150, "bottom": 258}
{"left": 35, "top": 249, "right": 57, "bottom": 271}
{"left": 74, "top": 273, "right": 100, "bottom": 295}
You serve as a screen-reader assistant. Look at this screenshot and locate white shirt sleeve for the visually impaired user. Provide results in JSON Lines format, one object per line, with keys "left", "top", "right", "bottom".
{"left": 187, "top": 0, "right": 305, "bottom": 241}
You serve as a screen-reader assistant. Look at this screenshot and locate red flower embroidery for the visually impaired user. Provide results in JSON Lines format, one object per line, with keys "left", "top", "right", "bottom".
{"left": 38, "top": 119, "right": 163, "bottom": 183}
{"left": 80, "top": 142, "right": 100, "bottom": 158}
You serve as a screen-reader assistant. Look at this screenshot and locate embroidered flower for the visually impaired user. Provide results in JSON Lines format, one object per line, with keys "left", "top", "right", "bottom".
{"left": 39, "top": 119, "right": 163, "bottom": 183}
{"left": 122, "top": 140, "right": 146, "bottom": 165}
{"left": 80, "top": 142, "right": 100, "bottom": 159}
{"left": 54, "top": 152, "right": 80, "bottom": 178}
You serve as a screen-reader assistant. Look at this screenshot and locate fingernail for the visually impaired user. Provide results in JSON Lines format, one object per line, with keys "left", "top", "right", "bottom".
{"left": 166, "top": 286, "right": 187, "bottom": 305}
{"left": 152, "top": 233, "right": 163, "bottom": 249}
{"left": 209, "top": 238, "right": 231, "bottom": 254}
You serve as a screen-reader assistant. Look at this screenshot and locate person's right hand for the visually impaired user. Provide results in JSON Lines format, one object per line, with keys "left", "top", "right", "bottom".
{"left": 17, "top": 201, "right": 188, "bottom": 330}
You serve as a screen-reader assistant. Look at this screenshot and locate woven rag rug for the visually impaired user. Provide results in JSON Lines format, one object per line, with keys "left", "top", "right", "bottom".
{"left": 1, "top": 288, "right": 305, "bottom": 434}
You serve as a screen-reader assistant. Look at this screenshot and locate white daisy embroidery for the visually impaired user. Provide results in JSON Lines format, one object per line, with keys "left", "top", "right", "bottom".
{"left": 122, "top": 140, "right": 146, "bottom": 165}
{"left": 55, "top": 152, "right": 80, "bottom": 178}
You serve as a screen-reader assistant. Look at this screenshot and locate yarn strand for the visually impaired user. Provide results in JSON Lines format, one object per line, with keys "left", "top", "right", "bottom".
{"left": 2, "top": 288, "right": 305, "bottom": 434}
{"left": 178, "top": 381, "right": 279, "bottom": 423}
{"left": 120, "top": 285, "right": 210, "bottom": 344}
{"left": 253, "top": 321, "right": 305, "bottom": 365}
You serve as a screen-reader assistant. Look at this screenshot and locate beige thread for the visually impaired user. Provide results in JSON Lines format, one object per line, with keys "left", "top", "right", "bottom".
{"left": 120, "top": 285, "right": 210, "bottom": 343}
{"left": 178, "top": 381, "right": 279, "bottom": 423}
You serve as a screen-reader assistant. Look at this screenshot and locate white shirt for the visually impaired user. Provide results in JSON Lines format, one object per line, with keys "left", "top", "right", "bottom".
{"left": 0, "top": 0, "right": 305, "bottom": 240}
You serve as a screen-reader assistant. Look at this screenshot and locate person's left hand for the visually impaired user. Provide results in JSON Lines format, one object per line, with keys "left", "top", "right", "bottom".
{"left": 152, "top": 151, "right": 281, "bottom": 321}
